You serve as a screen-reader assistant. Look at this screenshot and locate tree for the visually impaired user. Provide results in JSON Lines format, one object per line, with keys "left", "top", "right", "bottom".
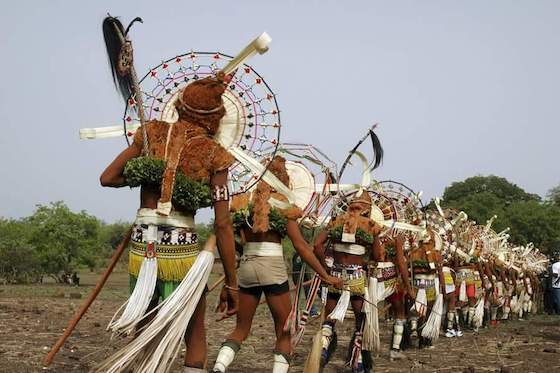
{"left": 440, "top": 175, "right": 560, "bottom": 258}
{"left": 25, "top": 202, "right": 101, "bottom": 282}
{"left": 441, "top": 175, "right": 540, "bottom": 228}
{"left": 504, "top": 201, "right": 560, "bottom": 257}
{"left": 0, "top": 219, "right": 42, "bottom": 283}
{"left": 547, "top": 184, "right": 560, "bottom": 207}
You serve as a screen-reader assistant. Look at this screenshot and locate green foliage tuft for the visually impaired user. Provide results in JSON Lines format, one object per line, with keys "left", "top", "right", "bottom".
{"left": 124, "top": 156, "right": 212, "bottom": 212}
{"left": 327, "top": 225, "right": 373, "bottom": 245}
{"left": 231, "top": 205, "right": 288, "bottom": 237}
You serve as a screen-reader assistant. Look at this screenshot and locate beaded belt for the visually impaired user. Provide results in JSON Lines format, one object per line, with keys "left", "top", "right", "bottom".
{"left": 375, "top": 262, "right": 397, "bottom": 281}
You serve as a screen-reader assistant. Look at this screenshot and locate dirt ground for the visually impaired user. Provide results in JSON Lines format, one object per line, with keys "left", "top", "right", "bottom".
{"left": 1, "top": 267, "right": 559, "bottom": 373}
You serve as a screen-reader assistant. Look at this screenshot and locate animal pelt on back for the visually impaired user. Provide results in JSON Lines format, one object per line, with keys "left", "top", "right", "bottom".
{"left": 229, "top": 156, "right": 302, "bottom": 233}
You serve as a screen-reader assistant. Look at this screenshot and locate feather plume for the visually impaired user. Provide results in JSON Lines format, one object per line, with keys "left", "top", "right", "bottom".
{"left": 102, "top": 16, "right": 134, "bottom": 102}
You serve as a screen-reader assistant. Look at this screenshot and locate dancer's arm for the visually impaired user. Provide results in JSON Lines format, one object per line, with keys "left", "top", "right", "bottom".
{"left": 395, "top": 235, "right": 415, "bottom": 298}
{"left": 288, "top": 220, "right": 341, "bottom": 288}
{"left": 313, "top": 229, "right": 329, "bottom": 268}
{"left": 435, "top": 251, "right": 446, "bottom": 295}
{"left": 100, "top": 144, "right": 141, "bottom": 187}
{"left": 212, "top": 170, "right": 238, "bottom": 317}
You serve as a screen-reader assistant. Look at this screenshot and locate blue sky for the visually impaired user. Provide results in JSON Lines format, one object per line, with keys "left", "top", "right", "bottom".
{"left": 1, "top": 0, "right": 559, "bottom": 222}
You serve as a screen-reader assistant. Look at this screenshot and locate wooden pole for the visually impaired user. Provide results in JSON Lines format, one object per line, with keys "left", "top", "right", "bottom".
{"left": 208, "top": 275, "right": 226, "bottom": 293}
{"left": 43, "top": 227, "right": 133, "bottom": 366}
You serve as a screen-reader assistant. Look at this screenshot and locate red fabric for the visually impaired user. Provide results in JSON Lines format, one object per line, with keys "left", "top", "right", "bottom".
{"left": 455, "top": 284, "right": 476, "bottom": 298}
{"left": 387, "top": 289, "right": 405, "bottom": 303}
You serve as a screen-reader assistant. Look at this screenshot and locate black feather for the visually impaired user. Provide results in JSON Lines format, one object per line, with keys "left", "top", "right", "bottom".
{"left": 102, "top": 16, "right": 133, "bottom": 102}
{"left": 125, "top": 17, "right": 143, "bottom": 36}
{"left": 370, "top": 130, "right": 384, "bottom": 170}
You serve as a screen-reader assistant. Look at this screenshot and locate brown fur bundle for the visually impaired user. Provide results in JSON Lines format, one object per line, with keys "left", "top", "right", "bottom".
{"left": 252, "top": 156, "right": 293, "bottom": 233}
{"left": 132, "top": 120, "right": 234, "bottom": 183}
{"left": 230, "top": 193, "right": 250, "bottom": 212}
{"left": 175, "top": 76, "right": 226, "bottom": 135}
{"left": 343, "top": 192, "right": 372, "bottom": 235}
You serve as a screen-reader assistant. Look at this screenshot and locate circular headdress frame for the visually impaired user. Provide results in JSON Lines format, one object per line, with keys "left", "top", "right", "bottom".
{"left": 123, "top": 51, "right": 281, "bottom": 195}
{"left": 374, "top": 180, "right": 426, "bottom": 228}
{"left": 332, "top": 188, "right": 399, "bottom": 233}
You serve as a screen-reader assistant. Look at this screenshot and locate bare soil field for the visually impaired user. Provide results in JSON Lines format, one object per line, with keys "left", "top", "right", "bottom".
{"left": 1, "top": 267, "right": 559, "bottom": 373}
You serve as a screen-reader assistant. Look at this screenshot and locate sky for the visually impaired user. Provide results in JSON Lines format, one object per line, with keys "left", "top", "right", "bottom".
{"left": 1, "top": 0, "right": 559, "bottom": 223}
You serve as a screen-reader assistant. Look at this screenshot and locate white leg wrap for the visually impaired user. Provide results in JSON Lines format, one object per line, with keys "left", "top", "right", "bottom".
{"left": 502, "top": 306, "right": 510, "bottom": 320}
{"left": 272, "top": 353, "right": 290, "bottom": 373}
{"left": 321, "top": 324, "right": 333, "bottom": 349}
{"left": 213, "top": 345, "right": 238, "bottom": 373}
{"left": 468, "top": 306, "right": 476, "bottom": 326}
{"left": 410, "top": 317, "right": 418, "bottom": 333}
{"left": 490, "top": 307, "right": 498, "bottom": 321}
{"left": 447, "top": 312, "right": 455, "bottom": 329}
{"left": 392, "top": 319, "right": 405, "bottom": 350}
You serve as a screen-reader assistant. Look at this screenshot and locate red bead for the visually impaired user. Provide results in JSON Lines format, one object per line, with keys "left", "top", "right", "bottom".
{"left": 255, "top": 78, "right": 262, "bottom": 84}
{"left": 126, "top": 116, "right": 132, "bottom": 122}
{"left": 176, "top": 57, "right": 182, "bottom": 63}
{"left": 244, "top": 67, "right": 251, "bottom": 73}
{"left": 150, "top": 70, "right": 157, "bottom": 77}
{"left": 162, "top": 63, "right": 168, "bottom": 69}
{"left": 213, "top": 54, "right": 220, "bottom": 59}
{"left": 127, "top": 131, "right": 133, "bottom": 137}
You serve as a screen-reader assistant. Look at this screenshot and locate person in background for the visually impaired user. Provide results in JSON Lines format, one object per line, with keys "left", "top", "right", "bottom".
{"left": 551, "top": 254, "right": 560, "bottom": 314}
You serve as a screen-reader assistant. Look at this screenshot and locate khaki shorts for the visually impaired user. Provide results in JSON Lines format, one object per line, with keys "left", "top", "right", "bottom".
{"left": 238, "top": 255, "right": 288, "bottom": 288}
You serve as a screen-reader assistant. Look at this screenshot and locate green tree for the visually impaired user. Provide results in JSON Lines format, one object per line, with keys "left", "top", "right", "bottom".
{"left": 547, "top": 184, "right": 560, "bottom": 207}
{"left": 504, "top": 201, "right": 560, "bottom": 257}
{"left": 441, "top": 175, "right": 560, "bottom": 258}
{"left": 441, "top": 175, "right": 539, "bottom": 229}
{"left": 0, "top": 219, "right": 42, "bottom": 283}
{"left": 25, "top": 201, "right": 101, "bottom": 282}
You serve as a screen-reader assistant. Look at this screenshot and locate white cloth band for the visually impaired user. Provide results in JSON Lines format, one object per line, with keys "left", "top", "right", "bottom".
{"left": 377, "top": 261, "right": 395, "bottom": 269}
{"left": 243, "top": 242, "right": 284, "bottom": 257}
{"left": 415, "top": 273, "right": 436, "bottom": 281}
{"left": 135, "top": 208, "right": 195, "bottom": 228}
{"left": 333, "top": 243, "right": 366, "bottom": 255}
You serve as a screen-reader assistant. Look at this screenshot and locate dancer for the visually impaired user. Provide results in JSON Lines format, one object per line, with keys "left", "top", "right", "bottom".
{"left": 314, "top": 191, "right": 383, "bottom": 373}
{"left": 407, "top": 230, "right": 444, "bottom": 348}
{"left": 212, "top": 156, "right": 342, "bottom": 373}
{"left": 373, "top": 234, "right": 414, "bottom": 359}
{"left": 93, "top": 15, "right": 276, "bottom": 373}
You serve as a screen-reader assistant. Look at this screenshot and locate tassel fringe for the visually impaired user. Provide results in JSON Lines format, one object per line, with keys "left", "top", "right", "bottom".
{"left": 362, "top": 278, "right": 380, "bottom": 352}
{"left": 129, "top": 248, "right": 197, "bottom": 282}
{"left": 472, "top": 297, "right": 485, "bottom": 328}
{"left": 459, "top": 281, "right": 467, "bottom": 302}
{"left": 421, "top": 294, "right": 443, "bottom": 340}
{"left": 328, "top": 289, "right": 350, "bottom": 322}
{"left": 413, "top": 288, "right": 427, "bottom": 317}
{"left": 95, "top": 250, "right": 215, "bottom": 373}
{"left": 108, "top": 257, "right": 158, "bottom": 336}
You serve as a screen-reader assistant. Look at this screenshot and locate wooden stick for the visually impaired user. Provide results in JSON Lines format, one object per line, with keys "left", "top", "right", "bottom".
{"left": 208, "top": 275, "right": 226, "bottom": 293}
{"left": 43, "top": 227, "right": 133, "bottom": 366}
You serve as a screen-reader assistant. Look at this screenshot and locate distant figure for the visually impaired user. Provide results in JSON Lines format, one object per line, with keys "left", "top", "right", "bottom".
{"left": 542, "top": 271, "right": 552, "bottom": 314}
{"left": 72, "top": 272, "right": 80, "bottom": 287}
{"left": 552, "top": 256, "right": 560, "bottom": 314}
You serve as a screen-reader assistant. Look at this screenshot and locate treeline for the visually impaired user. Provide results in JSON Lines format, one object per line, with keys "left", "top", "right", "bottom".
{"left": 0, "top": 202, "right": 213, "bottom": 284}
{"left": 438, "top": 176, "right": 560, "bottom": 258}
